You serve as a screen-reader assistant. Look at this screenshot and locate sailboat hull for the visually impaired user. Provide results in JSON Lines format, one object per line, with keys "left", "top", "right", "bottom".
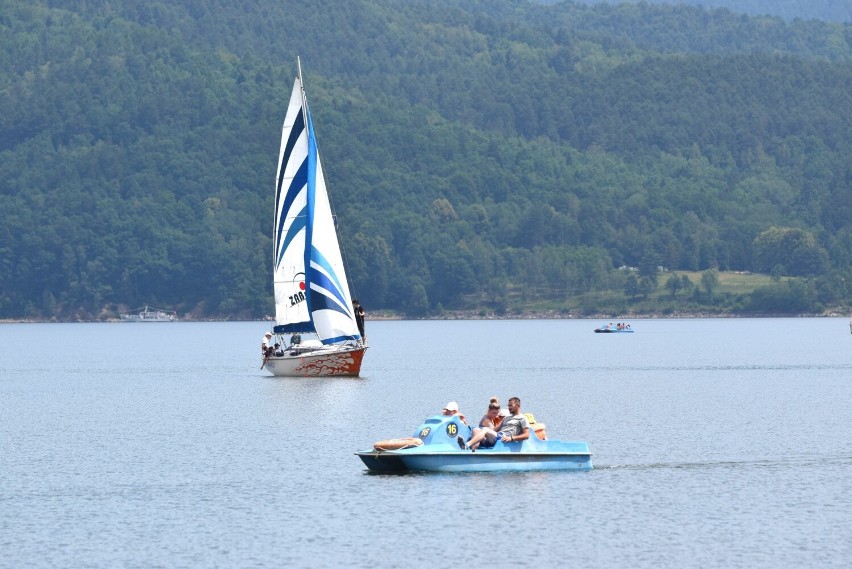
{"left": 264, "top": 346, "right": 366, "bottom": 377}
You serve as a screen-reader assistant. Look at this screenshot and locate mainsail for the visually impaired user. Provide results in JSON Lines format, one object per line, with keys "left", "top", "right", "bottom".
{"left": 272, "top": 59, "right": 360, "bottom": 345}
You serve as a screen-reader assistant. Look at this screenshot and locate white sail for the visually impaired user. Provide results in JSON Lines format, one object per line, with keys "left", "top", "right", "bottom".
{"left": 273, "top": 77, "right": 312, "bottom": 333}
{"left": 272, "top": 60, "right": 360, "bottom": 344}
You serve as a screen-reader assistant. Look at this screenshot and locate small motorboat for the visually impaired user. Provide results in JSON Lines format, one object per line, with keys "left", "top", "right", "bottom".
{"left": 119, "top": 306, "right": 177, "bottom": 322}
{"left": 594, "top": 323, "right": 633, "bottom": 333}
{"left": 355, "top": 415, "right": 592, "bottom": 473}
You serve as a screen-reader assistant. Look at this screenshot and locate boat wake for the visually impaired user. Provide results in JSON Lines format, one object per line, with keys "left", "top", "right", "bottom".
{"left": 596, "top": 455, "right": 852, "bottom": 471}
{"left": 532, "top": 363, "right": 852, "bottom": 373}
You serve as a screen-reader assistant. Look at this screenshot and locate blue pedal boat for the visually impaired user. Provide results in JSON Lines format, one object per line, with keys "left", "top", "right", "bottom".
{"left": 355, "top": 415, "right": 592, "bottom": 473}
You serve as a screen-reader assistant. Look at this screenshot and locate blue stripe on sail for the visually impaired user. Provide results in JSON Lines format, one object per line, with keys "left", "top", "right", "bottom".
{"left": 274, "top": 111, "right": 304, "bottom": 231}
{"left": 321, "top": 334, "right": 360, "bottom": 345}
{"left": 275, "top": 111, "right": 304, "bottom": 202}
{"left": 309, "top": 280, "right": 350, "bottom": 318}
{"left": 277, "top": 205, "right": 307, "bottom": 268}
{"left": 308, "top": 247, "right": 353, "bottom": 318}
{"left": 275, "top": 160, "right": 308, "bottom": 267}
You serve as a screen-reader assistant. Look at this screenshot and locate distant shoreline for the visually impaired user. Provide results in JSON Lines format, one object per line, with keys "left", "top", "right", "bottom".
{"left": 372, "top": 310, "right": 849, "bottom": 320}
{"left": 1, "top": 310, "right": 847, "bottom": 324}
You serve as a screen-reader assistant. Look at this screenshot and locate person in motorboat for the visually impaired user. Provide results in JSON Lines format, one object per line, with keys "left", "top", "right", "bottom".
{"left": 463, "top": 401, "right": 507, "bottom": 451}
{"left": 498, "top": 397, "right": 531, "bottom": 443}
{"left": 441, "top": 401, "right": 467, "bottom": 425}
{"left": 479, "top": 397, "right": 502, "bottom": 429}
{"left": 464, "top": 397, "right": 530, "bottom": 451}
{"left": 467, "top": 397, "right": 501, "bottom": 444}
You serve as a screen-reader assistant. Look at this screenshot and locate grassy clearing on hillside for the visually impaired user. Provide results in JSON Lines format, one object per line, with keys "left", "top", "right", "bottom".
{"left": 463, "top": 270, "right": 793, "bottom": 316}
{"left": 669, "top": 270, "right": 783, "bottom": 294}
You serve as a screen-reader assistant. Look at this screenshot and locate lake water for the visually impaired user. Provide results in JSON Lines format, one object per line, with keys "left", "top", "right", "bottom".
{"left": 1, "top": 318, "right": 851, "bottom": 568}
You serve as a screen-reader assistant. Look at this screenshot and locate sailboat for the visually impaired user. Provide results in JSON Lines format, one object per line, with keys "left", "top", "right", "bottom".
{"left": 262, "top": 58, "right": 366, "bottom": 377}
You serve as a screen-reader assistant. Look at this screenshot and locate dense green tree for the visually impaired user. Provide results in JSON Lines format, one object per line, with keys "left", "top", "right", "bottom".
{"left": 752, "top": 227, "right": 829, "bottom": 276}
{"left": 744, "top": 279, "right": 819, "bottom": 313}
{"left": 701, "top": 269, "right": 720, "bottom": 296}
{"left": 637, "top": 276, "right": 656, "bottom": 300}
{"left": 665, "top": 274, "right": 683, "bottom": 298}
{"left": 624, "top": 273, "right": 640, "bottom": 301}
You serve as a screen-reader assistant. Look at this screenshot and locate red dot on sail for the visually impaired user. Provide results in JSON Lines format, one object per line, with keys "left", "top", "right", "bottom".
{"left": 299, "top": 282, "right": 305, "bottom": 291}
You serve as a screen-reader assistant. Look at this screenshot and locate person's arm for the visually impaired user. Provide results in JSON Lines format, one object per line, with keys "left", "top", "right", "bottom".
{"left": 501, "top": 419, "right": 531, "bottom": 442}
{"left": 513, "top": 427, "right": 530, "bottom": 441}
{"left": 501, "top": 427, "right": 529, "bottom": 442}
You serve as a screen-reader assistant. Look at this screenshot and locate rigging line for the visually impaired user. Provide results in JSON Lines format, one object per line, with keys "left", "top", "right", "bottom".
{"left": 336, "top": 212, "right": 360, "bottom": 302}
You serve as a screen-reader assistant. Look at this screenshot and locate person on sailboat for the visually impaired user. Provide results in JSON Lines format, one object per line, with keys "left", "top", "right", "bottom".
{"left": 262, "top": 332, "right": 273, "bottom": 356}
{"left": 353, "top": 299, "right": 366, "bottom": 341}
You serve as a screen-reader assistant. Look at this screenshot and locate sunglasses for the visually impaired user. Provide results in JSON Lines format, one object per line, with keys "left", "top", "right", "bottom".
{"left": 489, "top": 406, "right": 499, "bottom": 410}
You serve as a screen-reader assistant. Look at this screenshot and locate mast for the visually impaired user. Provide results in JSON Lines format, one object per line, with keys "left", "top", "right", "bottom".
{"left": 297, "top": 55, "right": 316, "bottom": 324}
{"left": 296, "top": 56, "right": 308, "bottom": 123}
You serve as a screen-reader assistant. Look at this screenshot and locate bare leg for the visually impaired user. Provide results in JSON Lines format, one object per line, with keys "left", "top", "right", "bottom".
{"left": 467, "top": 427, "right": 497, "bottom": 450}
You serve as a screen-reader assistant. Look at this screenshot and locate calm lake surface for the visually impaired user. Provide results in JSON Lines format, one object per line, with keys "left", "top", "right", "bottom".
{"left": 2, "top": 318, "right": 851, "bottom": 568}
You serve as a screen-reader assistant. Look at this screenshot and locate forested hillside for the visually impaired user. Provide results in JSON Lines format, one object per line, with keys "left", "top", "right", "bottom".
{"left": 1, "top": 0, "right": 851, "bottom": 320}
